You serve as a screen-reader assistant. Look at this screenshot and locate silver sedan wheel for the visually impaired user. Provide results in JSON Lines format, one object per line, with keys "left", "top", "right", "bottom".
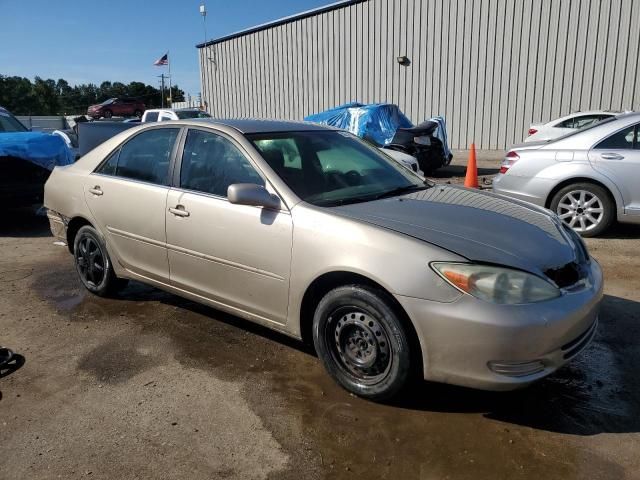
{"left": 556, "top": 189, "right": 604, "bottom": 233}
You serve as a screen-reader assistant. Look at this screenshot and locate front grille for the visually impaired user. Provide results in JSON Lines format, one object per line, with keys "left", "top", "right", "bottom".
{"left": 561, "top": 318, "right": 598, "bottom": 360}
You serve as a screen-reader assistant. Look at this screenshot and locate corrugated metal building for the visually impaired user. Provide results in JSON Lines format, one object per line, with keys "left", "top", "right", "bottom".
{"left": 197, "top": 0, "right": 640, "bottom": 149}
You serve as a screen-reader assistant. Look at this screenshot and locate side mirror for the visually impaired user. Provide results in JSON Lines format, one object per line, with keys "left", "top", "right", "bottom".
{"left": 227, "top": 183, "right": 281, "bottom": 210}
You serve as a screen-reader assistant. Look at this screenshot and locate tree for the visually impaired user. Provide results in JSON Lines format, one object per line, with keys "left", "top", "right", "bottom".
{"left": 0, "top": 74, "right": 190, "bottom": 115}
{"left": 33, "top": 77, "right": 59, "bottom": 115}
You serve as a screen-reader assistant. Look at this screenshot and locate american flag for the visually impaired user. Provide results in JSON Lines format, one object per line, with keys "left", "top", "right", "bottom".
{"left": 153, "top": 53, "right": 169, "bottom": 66}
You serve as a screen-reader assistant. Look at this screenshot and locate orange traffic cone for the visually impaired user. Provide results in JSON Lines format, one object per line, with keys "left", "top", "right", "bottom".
{"left": 464, "top": 143, "right": 479, "bottom": 188}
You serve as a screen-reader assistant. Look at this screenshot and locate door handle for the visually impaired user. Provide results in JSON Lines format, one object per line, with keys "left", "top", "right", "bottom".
{"left": 601, "top": 152, "right": 624, "bottom": 160}
{"left": 88, "top": 185, "right": 103, "bottom": 196}
{"left": 168, "top": 205, "right": 190, "bottom": 217}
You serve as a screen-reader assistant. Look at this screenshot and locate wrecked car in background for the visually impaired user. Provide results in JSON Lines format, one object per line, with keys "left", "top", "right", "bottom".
{"left": 1, "top": 106, "right": 74, "bottom": 208}
{"left": 305, "top": 102, "right": 452, "bottom": 174}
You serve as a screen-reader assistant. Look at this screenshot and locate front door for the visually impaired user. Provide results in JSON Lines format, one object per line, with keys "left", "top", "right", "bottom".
{"left": 165, "top": 127, "right": 293, "bottom": 325}
{"left": 85, "top": 127, "right": 181, "bottom": 282}
{"left": 590, "top": 122, "right": 640, "bottom": 216}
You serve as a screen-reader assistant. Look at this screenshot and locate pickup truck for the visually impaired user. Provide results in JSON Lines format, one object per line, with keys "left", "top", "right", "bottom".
{"left": 141, "top": 108, "right": 211, "bottom": 122}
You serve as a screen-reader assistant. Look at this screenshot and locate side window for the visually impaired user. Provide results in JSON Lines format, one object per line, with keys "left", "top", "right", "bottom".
{"left": 103, "top": 128, "right": 179, "bottom": 184}
{"left": 97, "top": 149, "right": 120, "bottom": 176}
{"left": 595, "top": 125, "right": 637, "bottom": 150}
{"left": 160, "top": 115, "right": 173, "bottom": 122}
{"left": 145, "top": 112, "right": 159, "bottom": 122}
{"left": 180, "top": 129, "right": 264, "bottom": 197}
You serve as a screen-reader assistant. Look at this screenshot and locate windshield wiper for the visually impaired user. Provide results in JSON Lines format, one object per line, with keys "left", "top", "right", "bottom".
{"left": 374, "top": 184, "right": 430, "bottom": 200}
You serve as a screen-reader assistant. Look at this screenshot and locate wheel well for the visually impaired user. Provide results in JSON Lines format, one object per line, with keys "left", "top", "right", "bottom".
{"left": 545, "top": 177, "right": 616, "bottom": 209}
{"left": 66, "top": 217, "right": 92, "bottom": 253}
{"left": 299, "top": 271, "right": 424, "bottom": 377}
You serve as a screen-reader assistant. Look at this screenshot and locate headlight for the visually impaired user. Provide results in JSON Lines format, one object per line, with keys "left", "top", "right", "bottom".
{"left": 431, "top": 263, "right": 561, "bottom": 305}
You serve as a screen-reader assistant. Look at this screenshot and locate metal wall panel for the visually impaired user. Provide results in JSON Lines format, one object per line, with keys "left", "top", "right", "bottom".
{"left": 199, "top": 0, "right": 640, "bottom": 149}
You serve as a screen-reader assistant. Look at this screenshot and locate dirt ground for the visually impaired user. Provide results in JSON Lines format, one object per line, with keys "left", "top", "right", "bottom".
{"left": 1, "top": 153, "right": 640, "bottom": 479}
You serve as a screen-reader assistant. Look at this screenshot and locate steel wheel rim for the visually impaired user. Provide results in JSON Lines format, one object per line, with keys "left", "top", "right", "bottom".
{"left": 75, "top": 235, "right": 106, "bottom": 288}
{"left": 326, "top": 307, "right": 392, "bottom": 385}
{"left": 557, "top": 190, "right": 604, "bottom": 232}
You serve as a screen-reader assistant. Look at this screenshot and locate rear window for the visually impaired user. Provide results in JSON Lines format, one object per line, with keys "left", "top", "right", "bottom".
{"left": 547, "top": 116, "right": 618, "bottom": 143}
{"left": 145, "top": 112, "right": 159, "bottom": 122}
{"left": 176, "top": 110, "right": 211, "bottom": 119}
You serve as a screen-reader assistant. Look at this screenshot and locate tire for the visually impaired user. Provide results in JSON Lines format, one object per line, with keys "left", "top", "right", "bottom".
{"left": 134, "top": 109, "right": 143, "bottom": 118}
{"left": 312, "top": 285, "right": 414, "bottom": 401}
{"left": 103, "top": 109, "right": 113, "bottom": 119}
{"left": 73, "top": 225, "right": 128, "bottom": 296}
{"left": 550, "top": 182, "right": 615, "bottom": 237}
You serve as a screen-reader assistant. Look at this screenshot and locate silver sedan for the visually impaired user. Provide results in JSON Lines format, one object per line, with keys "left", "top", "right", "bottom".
{"left": 45, "top": 119, "right": 602, "bottom": 400}
{"left": 494, "top": 112, "right": 640, "bottom": 236}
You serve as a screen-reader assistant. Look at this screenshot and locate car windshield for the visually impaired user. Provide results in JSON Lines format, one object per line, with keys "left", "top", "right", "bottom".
{"left": 176, "top": 110, "right": 211, "bottom": 119}
{"left": 100, "top": 98, "right": 115, "bottom": 105}
{"left": 248, "top": 130, "right": 429, "bottom": 207}
{"left": 0, "top": 109, "right": 28, "bottom": 132}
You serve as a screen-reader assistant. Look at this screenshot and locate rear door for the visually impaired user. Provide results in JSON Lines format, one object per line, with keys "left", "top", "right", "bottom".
{"left": 165, "top": 127, "right": 293, "bottom": 324}
{"left": 85, "top": 127, "right": 181, "bottom": 282}
{"left": 590, "top": 123, "right": 640, "bottom": 216}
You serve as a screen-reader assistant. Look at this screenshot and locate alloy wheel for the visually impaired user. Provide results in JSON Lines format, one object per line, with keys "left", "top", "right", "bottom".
{"left": 326, "top": 307, "right": 392, "bottom": 385}
{"left": 556, "top": 189, "right": 604, "bottom": 233}
{"left": 75, "top": 234, "right": 106, "bottom": 288}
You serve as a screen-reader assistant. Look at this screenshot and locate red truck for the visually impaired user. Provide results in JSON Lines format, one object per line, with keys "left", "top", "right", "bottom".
{"left": 87, "top": 97, "right": 145, "bottom": 119}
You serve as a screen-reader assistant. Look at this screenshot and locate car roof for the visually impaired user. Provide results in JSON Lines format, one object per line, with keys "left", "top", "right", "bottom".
{"left": 567, "top": 110, "right": 620, "bottom": 116}
{"left": 189, "top": 118, "right": 336, "bottom": 134}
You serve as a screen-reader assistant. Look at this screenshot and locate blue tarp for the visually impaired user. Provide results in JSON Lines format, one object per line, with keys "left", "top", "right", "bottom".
{"left": 305, "top": 102, "right": 451, "bottom": 158}
{"left": 429, "top": 116, "right": 452, "bottom": 159}
{"left": 0, "top": 132, "right": 74, "bottom": 170}
{"left": 304, "top": 102, "right": 413, "bottom": 146}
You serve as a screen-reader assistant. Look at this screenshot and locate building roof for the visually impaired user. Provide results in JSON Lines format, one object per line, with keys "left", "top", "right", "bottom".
{"left": 196, "top": 0, "right": 367, "bottom": 48}
{"left": 192, "top": 118, "right": 334, "bottom": 134}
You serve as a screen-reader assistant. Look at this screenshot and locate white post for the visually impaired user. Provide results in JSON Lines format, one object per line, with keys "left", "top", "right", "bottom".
{"left": 168, "top": 51, "right": 172, "bottom": 107}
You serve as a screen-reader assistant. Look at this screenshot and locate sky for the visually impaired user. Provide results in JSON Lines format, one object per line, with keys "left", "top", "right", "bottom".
{"left": 0, "top": 0, "right": 332, "bottom": 97}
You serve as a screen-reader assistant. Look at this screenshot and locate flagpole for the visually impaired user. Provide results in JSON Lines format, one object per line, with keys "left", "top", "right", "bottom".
{"left": 168, "top": 51, "right": 172, "bottom": 107}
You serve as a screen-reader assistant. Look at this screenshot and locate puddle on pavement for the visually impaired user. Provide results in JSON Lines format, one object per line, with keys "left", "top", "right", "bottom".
{"left": 31, "top": 262, "right": 639, "bottom": 479}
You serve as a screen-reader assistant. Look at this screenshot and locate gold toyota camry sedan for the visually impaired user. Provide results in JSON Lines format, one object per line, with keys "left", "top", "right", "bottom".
{"left": 45, "top": 119, "right": 602, "bottom": 400}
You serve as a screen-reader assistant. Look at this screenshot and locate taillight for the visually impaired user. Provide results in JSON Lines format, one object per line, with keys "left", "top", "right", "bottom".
{"left": 528, "top": 128, "right": 538, "bottom": 136}
{"left": 500, "top": 151, "right": 519, "bottom": 174}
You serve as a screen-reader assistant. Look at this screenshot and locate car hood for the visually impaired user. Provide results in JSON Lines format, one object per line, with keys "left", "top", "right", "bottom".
{"left": 332, "top": 185, "right": 580, "bottom": 277}
{"left": 88, "top": 104, "right": 102, "bottom": 110}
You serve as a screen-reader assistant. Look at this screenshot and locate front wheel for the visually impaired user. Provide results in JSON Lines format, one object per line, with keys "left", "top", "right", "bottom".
{"left": 73, "top": 225, "right": 128, "bottom": 296}
{"left": 103, "top": 109, "right": 113, "bottom": 119}
{"left": 550, "top": 183, "right": 614, "bottom": 237}
{"left": 312, "top": 285, "right": 414, "bottom": 401}
{"left": 134, "top": 109, "right": 143, "bottom": 118}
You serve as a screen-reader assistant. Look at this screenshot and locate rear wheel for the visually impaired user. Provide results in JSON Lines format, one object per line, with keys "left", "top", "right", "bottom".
{"left": 73, "top": 225, "right": 128, "bottom": 296}
{"left": 312, "top": 285, "right": 414, "bottom": 401}
{"left": 550, "top": 183, "right": 614, "bottom": 237}
{"left": 134, "top": 109, "right": 143, "bottom": 118}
